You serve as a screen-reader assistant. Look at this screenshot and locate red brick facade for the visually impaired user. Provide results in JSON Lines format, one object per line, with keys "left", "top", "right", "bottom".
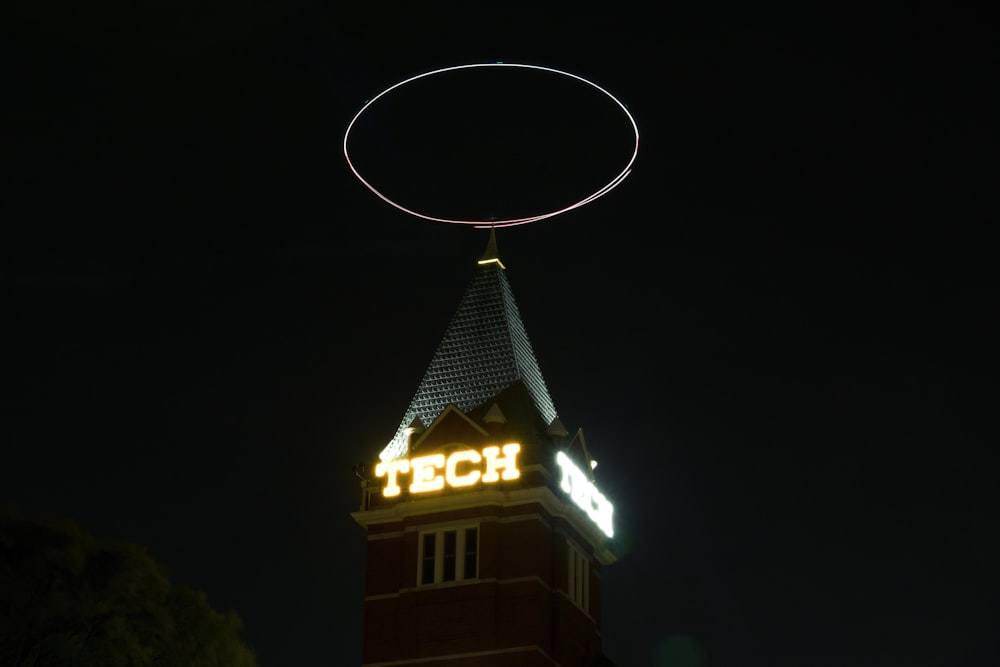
{"left": 358, "top": 504, "right": 605, "bottom": 665}
{"left": 352, "top": 394, "right": 616, "bottom": 666}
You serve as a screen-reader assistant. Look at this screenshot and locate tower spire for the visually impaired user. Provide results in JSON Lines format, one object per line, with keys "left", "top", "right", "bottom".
{"left": 477, "top": 224, "right": 505, "bottom": 269}
{"left": 378, "top": 227, "right": 556, "bottom": 461}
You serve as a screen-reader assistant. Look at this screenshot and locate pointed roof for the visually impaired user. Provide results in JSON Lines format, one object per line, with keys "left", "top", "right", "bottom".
{"left": 379, "top": 228, "right": 558, "bottom": 461}
{"left": 565, "top": 427, "right": 597, "bottom": 481}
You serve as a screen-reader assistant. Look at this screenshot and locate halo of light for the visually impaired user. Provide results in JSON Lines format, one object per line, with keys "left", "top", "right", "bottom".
{"left": 343, "top": 63, "right": 639, "bottom": 228}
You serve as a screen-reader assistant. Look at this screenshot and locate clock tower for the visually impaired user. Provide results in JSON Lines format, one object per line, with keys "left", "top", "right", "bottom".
{"left": 351, "top": 229, "right": 617, "bottom": 666}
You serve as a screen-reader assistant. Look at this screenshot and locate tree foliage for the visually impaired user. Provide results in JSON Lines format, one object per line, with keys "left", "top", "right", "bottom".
{"left": 0, "top": 507, "right": 257, "bottom": 667}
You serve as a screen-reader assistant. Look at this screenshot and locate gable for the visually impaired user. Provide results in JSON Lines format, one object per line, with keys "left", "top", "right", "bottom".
{"left": 411, "top": 404, "right": 490, "bottom": 454}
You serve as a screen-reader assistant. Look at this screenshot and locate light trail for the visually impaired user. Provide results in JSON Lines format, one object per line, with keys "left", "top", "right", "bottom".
{"left": 344, "top": 62, "right": 639, "bottom": 228}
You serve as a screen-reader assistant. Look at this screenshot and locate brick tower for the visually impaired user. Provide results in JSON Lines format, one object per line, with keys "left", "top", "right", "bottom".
{"left": 352, "top": 228, "right": 617, "bottom": 666}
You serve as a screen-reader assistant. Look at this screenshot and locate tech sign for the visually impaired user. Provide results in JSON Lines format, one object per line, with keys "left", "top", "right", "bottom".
{"left": 374, "top": 443, "right": 614, "bottom": 538}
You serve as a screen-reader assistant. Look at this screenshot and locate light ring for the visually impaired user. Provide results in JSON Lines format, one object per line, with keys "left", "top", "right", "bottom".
{"left": 343, "top": 63, "right": 639, "bottom": 228}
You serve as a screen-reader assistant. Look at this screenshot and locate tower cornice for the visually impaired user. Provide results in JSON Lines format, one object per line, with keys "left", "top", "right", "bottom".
{"left": 351, "top": 476, "right": 616, "bottom": 565}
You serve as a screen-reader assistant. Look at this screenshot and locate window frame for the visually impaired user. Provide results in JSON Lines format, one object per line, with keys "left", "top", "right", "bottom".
{"left": 567, "top": 540, "right": 590, "bottom": 611}
{"left": 417, "top": 524, "right": 480, "bottom": 586}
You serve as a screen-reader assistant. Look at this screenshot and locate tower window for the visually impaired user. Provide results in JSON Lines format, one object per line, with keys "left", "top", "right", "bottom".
{"left": 418, "top": 525, "right": 479, "bottom": 585}
{"left": 421, "top": 533, "right": 436, "bottom": 585}
{"left": 464, "top": 526, "right": 478, "bottom": 579}
{"left": 567, "top": 541, "right": 590, "bottom": 611}
{"left": 442, "top": 530, "right": 457, "bottom": 581}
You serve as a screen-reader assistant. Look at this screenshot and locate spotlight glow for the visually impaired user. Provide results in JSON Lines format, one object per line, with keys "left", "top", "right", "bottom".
{"left": 344, "top": 63, "right": 639, "bottom": 228}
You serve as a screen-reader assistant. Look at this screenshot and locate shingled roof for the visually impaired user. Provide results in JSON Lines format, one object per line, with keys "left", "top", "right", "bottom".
{"left": 379, "top": 228, "right": 559, "bottom": 461}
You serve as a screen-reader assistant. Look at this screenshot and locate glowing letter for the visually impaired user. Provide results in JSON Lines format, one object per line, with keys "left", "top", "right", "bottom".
{"left": 445, "top": 449, "right": 482, "bottom": 487}
{"left": 555, "top": 451, "right": 614, "bottom": 537}
{"left": 589, "top": 488, "right": 614, "bottom": 538}
{"left": 376, "top": 459, "right": 411, "bottom": 497}
{"left": 409, "top": 454, "right": 446, "bottom": 493}
{"left": 482, "top": 444, "right": 521, "bottom": 482}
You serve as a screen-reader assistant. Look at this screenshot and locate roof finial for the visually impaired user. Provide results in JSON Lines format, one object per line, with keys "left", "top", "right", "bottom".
{"left": 477, "top": 224, "right": 505, "bottom": 270}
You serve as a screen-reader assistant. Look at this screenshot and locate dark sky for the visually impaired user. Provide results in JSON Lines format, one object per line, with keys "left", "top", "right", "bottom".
{"left": 5, "top": 3, "right": 996, "bottom": 666}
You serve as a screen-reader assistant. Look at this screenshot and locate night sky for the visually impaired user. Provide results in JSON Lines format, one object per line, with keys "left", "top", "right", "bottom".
{"left": 5, "top": 4, "right": 996, "bottom": 666}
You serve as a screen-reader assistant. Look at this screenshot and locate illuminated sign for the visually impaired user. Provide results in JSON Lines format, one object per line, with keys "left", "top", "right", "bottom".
{"left": 375, "top": 444, "right": 521, "bottom": 497}
{"left": 556, "top": 451, "right": 614, "bottom": 538}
